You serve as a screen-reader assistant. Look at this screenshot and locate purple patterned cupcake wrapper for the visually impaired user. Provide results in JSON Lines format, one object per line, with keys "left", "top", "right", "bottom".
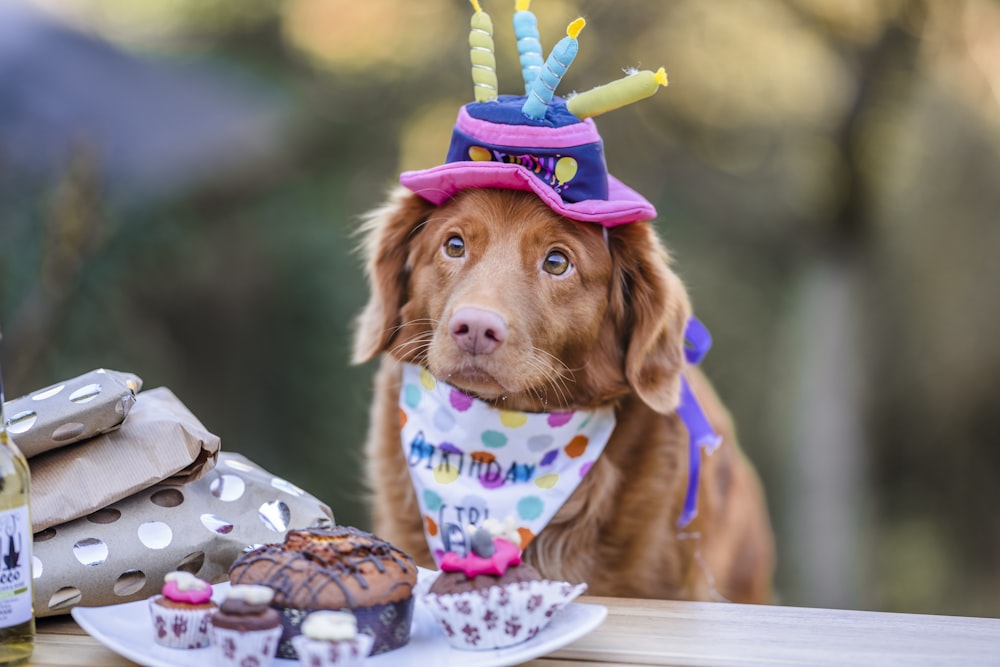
{"left": 275, "top": 597, "right": 414, "bottom": 659}
{"left": 147, "top": 597, "right": 213, "bottom": 649}
{"left": 422, "top": 579, "right": 587, "bottom": 650}
{"left": 209, "top": 624, "right": 283, "bottom": 666}
{"left": 290, "top": 633, "right": 374, "bottom": 667}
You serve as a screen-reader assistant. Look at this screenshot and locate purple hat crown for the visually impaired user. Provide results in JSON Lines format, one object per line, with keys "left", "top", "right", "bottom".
{"left": 399, "top": 0, "right": 669, "bottom": 227}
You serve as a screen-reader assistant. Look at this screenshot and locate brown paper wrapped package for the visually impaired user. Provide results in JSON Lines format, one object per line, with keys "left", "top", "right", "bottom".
{"left": 3, "top": 369, "right": 142, "bottom": 458}
{"left": 32, "top": 452, "right": 334, "bottom": 617}
{"left": 29, "top": 386, "right": 220, "bottom": 533}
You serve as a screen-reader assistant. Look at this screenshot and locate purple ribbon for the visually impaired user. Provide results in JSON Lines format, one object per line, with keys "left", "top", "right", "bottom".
{"left": 675, "top": 317, "right": 723, "bottom": 528}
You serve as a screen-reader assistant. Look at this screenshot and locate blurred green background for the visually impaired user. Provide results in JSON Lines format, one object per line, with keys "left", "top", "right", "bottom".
{"left": 2, "top": 0, "right": 999, "bottom": 618}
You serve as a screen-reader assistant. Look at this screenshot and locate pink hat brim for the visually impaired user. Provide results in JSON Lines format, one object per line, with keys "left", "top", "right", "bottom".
{"left": 399, "top": 161, "right": 656, "bottom": 227}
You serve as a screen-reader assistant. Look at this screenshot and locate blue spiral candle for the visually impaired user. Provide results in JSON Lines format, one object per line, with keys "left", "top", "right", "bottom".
{"left": 522, "top": 17, "right": 585, "bottom": 119}
{"left": 513, "top": 0, "right": 544, "bottom": 93}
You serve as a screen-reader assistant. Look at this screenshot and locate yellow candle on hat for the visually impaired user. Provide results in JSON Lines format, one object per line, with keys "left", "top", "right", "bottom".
{"left": 469, "top": 0, "right": 498, "bottom": 102}
{"left": 566, "top": 67, "right": 668, "bottom": 119}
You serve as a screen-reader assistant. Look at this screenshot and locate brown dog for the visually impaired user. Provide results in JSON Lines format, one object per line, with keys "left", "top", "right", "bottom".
{"left": 352, "top": 186, "right": 774, "bottom": 603}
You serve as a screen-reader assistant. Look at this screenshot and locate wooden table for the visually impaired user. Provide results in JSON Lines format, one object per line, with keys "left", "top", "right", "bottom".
{"left": 29, "top": 596, "right": 1000, "bottom": 666}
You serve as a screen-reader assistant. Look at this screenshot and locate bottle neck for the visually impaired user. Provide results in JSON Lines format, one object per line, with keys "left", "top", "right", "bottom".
{"left": 0, "top": 360, "right": 9, "bottom": 445}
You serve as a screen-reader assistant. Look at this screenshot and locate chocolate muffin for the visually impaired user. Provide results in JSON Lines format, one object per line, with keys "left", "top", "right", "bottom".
{"left": 421, "top": 522, "right": 587, "bottom": 650}
{"left": 209, "top": 585, "right": 283, "bottom": 666}
{"left": 211, "top": 587, "right": 281, "bottom": 632}
{"left": 429, "top": 527, "right": 542, "bottom": 595}
{"left": 228, "top": 526, "right": 417, "bottom": 657}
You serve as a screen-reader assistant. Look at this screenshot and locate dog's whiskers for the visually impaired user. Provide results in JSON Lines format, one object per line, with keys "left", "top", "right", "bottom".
{"left": 407, "top": 214, "right": 449, "bottom": 241}
{"left": 520, "top": 351, "right": 576, "bottom": 410}
{"left": 386, "top": 327, "right": 583, "bottom": 412}
{"left": 387, "top": 328, "right": 435, "bottom": 366}
{"left": 384, "top": 318, "right": 438, "bottom": 338}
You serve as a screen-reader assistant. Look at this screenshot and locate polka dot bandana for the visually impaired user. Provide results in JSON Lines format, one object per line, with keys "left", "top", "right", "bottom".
{"left": 398, "top": 363, "right": 615, "bottom": 564}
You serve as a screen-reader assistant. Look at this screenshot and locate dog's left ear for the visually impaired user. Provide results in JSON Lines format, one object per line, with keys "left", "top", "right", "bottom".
{"left": 608, "top": 222, "right": 692, "bottom": 414}
{"left": 352, "top": 186, "right": 437, "bottom": 365}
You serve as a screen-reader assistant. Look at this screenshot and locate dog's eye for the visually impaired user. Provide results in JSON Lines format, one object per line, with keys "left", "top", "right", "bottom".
{"left": 543, "top": 250, "right": 571, "bottom": 276}
{"left": 443, "top": 235, "right": 465, "bottom": 258}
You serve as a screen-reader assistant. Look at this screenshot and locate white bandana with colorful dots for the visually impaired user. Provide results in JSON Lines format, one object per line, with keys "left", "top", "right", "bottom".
{"left": 398, "top": 363, "right": 616, "bottom": 564}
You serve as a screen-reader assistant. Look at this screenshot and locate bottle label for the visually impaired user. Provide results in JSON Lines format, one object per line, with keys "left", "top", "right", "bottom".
{"left": 0, "top": 506, "right": 32, "bottom": 627}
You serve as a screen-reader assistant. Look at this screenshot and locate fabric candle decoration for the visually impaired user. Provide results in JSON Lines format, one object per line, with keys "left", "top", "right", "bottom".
{"left": 403, "top": 5, "right": 671, "bottom": 225}
{"left": 513, "top": 0, "right": 544, "bottom": 93}
{"left": 567, "top": 67, "right": 668, "bottom": 119}
{"left": 469, "top": 0, "right": 499, "bottom": 102}
{"left": 522, "top": 17, "right": 586, "bottom": 119}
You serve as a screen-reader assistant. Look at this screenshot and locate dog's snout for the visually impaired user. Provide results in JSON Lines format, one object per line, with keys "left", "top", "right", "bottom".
{"left": 449, "top": 307, "right": 508, "bottom": 355}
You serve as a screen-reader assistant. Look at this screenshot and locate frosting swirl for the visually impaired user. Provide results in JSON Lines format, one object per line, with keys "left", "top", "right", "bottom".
{"left": 440, "top": 537, "right": 521, "bottom": 577}
{"left": 301, "top": 610, "right": 358, "bottom": 642}
{"left": 161, "top": 571, "right": 212, "bottom": 605}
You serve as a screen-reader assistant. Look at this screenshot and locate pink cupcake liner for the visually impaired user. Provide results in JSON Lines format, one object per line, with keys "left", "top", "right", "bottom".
{"left": 422, "top": 579, "right": 587, "bottom": 650}
{"left": 209, "top": 624, "right": 283, "bottom": 666}
{"left": 147, "top": 597, "right": 214, "bottom": 649}
{"left": 290, "top": 633, "right": 374, "bottom": 667}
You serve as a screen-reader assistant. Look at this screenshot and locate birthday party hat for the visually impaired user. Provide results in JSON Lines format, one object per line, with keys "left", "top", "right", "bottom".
{"left": 399, "top": 0, "right": 669, "bottom": 228}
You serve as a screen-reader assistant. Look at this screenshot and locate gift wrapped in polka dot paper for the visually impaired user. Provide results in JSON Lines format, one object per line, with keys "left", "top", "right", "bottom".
{"left": 3, "top": 368, "right": 141, "bottom": 458}
{"left": 32, "top": 451, "right": 333, "bottom": 617}
{"left": 28, "top": 385, "right": 222, "bottom": 533}
{"left": 11, "top": 369, "right": 333, "bottom": 618}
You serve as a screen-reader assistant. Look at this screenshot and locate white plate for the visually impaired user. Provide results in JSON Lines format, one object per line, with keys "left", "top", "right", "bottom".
{"left": 71, "top": 573, "right": 607, "bottom": 667}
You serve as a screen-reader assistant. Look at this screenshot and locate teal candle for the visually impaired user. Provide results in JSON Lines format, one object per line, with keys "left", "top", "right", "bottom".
{"left": 514, "top": 0, "right": 543, "bottom": 93}
{"left": 522, "top": 17, "right": 585, "bottom": 119}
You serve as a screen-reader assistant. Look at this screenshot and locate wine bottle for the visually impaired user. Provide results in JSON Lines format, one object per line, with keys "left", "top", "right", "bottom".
{"left": 0, "top": 346, "right": 34, "bottom": 666}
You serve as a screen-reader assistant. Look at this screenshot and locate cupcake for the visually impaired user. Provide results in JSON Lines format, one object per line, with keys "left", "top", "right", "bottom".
{"left": 209, "top": 584, "right": 283, "bottom": 667}
{"left": 423, "top": 518, "right": 587, "bottom": 650}
{"left": 228, "top": 525, "right": 417, "bottom": 657}
{"left": 290, "top": 611, "right": 374, "bottom": 667}
{"left": 148, "top": 570, "right": 217, "bottom": 649}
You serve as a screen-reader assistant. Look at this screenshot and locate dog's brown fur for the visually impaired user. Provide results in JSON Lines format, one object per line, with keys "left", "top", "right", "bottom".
{"left": 353, "top": 186, "right": 775, "bottom": 603}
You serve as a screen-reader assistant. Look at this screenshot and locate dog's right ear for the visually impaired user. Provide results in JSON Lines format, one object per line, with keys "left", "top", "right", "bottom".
{"left": 352, "top": 187, "right": 437, "bottom": 364}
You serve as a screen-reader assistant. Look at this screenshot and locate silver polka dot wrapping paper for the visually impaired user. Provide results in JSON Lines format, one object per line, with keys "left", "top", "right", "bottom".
{"left": 28, "top": 386, "right": 221, "bottom": 533}
{"left": 3, "top": 368, "right": 142, "bottom": 458}
{"left": 32, "top": 452, "right": 333, "bottom": 617}
{"left": 4, "top": 370, "right": 333, "bottom": 617}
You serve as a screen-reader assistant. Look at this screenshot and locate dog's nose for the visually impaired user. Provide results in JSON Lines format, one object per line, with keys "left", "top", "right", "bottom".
{"left": 449, "top": 307, "right": 507, "bottom": 355}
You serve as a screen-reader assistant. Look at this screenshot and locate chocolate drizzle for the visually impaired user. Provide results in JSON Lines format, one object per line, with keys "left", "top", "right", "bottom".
{"left": 228, "top": 526, "right": 417, "bottom": 611}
